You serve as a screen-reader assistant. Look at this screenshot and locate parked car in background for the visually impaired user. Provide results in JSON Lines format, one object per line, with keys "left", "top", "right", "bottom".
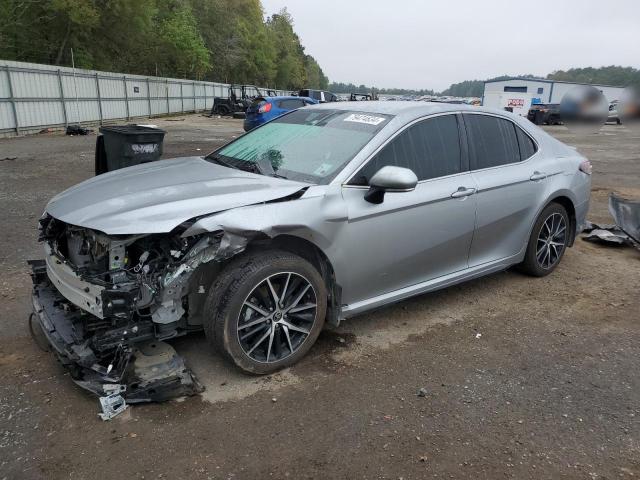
{"left": 33, "top": 102, "right": 591, "bottom": 390}
{"left": 527, "top": 103, "right": 561, "bottom": 125}
{"left": 349, "top": 93, "right": 377, "bottom": 101}
{"left": 607, "top": 101, "right": 622, "bottom": 124}
{"left": 244, "top": 96, "right": 317, "bottom": 131}
{"left": 298, "top": 89, "right": 339, "bottom": 103}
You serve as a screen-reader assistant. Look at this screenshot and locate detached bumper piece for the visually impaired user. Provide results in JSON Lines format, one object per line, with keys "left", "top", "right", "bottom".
{"left": 582, "top": 194, "right": 640, "bottom": 249}
{"left": 29, "top": 260, "right": 202, "bottom": 405}
{"left": 609, "top": 193, "right": 640, "bottom": 247}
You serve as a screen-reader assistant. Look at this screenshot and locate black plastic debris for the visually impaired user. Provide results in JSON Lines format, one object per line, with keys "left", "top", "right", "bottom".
{"left": 66, "top": 125, "right": 92, "bottom": 135}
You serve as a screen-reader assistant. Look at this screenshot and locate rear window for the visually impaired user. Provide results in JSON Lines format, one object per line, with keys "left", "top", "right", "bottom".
{"left": 515, "top": 125, "right": 537, "bottom": 160}
{"left": 278, "top": 99, "right": 306, "bottom": 109}
{"left": 209, "top": 109, "right": 392, "bottom": 184}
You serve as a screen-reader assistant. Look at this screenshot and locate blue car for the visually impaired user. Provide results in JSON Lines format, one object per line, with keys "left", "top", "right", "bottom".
{"left": 244, "top": 96, "right": 317, "bottom": 131}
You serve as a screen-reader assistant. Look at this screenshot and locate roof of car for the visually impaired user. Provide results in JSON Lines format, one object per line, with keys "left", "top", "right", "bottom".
{"left": 261, "top": 95, "right": 314, "bottom": 101}
{"left": 305, "top": 100, "right": 510, "bottom": 120}
{"left": 308, "top": 100, "right": 470, "bottom": 116}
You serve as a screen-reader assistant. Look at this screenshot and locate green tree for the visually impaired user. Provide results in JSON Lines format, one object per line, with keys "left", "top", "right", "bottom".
{"left": 0, "top": 0, "right": 327, "bottom": 87}
{"left": 157, "top": 2, "right": 210, "bottom": 78}
{"left": 266, "top": 9, "right": 306, "bottom": 89}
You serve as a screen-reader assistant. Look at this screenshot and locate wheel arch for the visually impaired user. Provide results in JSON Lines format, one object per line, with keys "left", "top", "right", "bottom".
{"left": 263, "top": 234, "right": 342, "bottom": 327}
{"left": 547, "top": 194, "right": 577, "bottom": 247}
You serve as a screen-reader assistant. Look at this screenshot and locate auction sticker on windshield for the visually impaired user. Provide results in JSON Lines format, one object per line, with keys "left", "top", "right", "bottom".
{"left": 343, "top": 113, "right": 387, "bottom": 126}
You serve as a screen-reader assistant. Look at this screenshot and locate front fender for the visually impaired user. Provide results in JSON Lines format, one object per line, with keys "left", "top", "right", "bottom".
{"left": 181, "top": 185, "right": 349, "bottom": 281}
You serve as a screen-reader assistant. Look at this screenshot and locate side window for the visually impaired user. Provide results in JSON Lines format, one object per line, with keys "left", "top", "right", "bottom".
{"left": 515, "top": 125, "right": 537, "bottom": 160}
{"left": 312, "top": 91, "right": 322, "bottom": 101}
{"left": 465, "top": 114, "right": 520, "bottom": 169}
{"left": 349, "top": 115, "right": 462, "bottom": 185}
{"left": 278, "top": 99, "right": 305, "bottom": 109}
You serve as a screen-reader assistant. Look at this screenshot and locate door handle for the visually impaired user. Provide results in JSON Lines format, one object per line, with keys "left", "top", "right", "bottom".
{"left": 530, "top": 171, "right": 547, "bottom": 181}
{"left": 451, "top": 187, "right": 476, "bottom": 198}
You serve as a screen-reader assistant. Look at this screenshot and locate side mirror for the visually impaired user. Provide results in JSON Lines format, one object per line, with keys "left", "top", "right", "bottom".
{"left": 364, "top": 166, "right": 418, "bottom": 204}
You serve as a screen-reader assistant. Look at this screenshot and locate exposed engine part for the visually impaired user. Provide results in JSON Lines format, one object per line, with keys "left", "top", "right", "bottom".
{"left": 38, "top": 214, "right": 226, "bottom": 326}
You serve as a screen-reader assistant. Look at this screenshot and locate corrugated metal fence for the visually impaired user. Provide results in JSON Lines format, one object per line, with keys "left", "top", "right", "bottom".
{"left": 0, "top": 60, "right": 287, "bottom": 137}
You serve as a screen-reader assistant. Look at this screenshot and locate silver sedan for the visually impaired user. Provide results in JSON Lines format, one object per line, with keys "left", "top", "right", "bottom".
{"left": 34, "top": 102, "right": 591, "bottom": 384}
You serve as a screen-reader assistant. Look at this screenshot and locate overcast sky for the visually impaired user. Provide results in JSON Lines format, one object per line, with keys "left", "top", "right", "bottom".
{"left": 260, "top": 0, "right": 640, "bottom": 91}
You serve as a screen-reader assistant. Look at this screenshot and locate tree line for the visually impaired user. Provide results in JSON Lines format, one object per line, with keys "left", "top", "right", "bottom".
{"left": 327, "top": 81, "right": 435, "bottom": 96}
{"left": 0, "top": 0, "right": 329, "bottom": 90}
{"left": 331, "top": 67, "right": 640, "bottom": 98}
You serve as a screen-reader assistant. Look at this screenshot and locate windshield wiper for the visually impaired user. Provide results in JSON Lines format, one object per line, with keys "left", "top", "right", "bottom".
{"left": 208, "top": 153, "right": 240, "bottom": 170}
{"left": 209, "top": 153, "right": 288, "bottom": 180}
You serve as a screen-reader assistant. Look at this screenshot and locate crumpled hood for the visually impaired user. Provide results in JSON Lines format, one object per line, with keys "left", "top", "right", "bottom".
{"left": 46, "top": 156, "right": 307, "bottom": 235}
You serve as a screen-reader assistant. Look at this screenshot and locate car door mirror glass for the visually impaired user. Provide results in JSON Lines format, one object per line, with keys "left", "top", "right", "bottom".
{"left": 365, "top": 166, "right": 418, "bottom": 204}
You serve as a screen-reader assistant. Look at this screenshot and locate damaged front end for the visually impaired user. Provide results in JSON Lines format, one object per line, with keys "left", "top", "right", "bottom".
{"left": 29, "top": 214, "right": 241, "bottom": 403}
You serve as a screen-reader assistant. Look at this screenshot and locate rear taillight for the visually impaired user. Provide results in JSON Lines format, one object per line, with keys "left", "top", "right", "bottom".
{"left": 579, "top": 159, "right": 592, "bottom": 175}
{"left": 258, "top": 102, "right": 272, "bottom": 114}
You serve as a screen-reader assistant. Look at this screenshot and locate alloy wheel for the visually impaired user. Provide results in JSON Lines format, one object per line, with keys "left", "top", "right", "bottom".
{"left": 536, "top": 213, "right": 567, "bottom": 269}
{"left": 237, "top": 272, "right": 318, "bottom": 363}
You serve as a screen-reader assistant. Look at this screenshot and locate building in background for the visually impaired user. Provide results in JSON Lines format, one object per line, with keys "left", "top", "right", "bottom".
{"left": 482, "top": 77, "right": 625, "bottom": 116}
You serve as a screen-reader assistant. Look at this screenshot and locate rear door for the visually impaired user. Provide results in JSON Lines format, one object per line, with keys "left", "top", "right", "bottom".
{"left": 463, "top": 113, "right": 544, "bottom": 266}
{"left": 340, "top": 114, "right": 478, "bottom": 304}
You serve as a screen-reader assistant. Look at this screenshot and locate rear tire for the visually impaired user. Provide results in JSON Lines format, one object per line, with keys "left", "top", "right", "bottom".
{"left": 203, "top": 250, "right": 327, "bottom": 374}
{"left": 519, "top": 203, "right": 570, "bottom": 277}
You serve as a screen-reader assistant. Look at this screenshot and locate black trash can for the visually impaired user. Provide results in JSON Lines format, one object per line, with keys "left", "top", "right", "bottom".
{"left": 95, "top": 125, "right": 166, "bottom": 175}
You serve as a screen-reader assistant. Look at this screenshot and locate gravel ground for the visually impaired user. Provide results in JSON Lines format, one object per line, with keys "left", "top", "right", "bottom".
{"left": 0, "top": 115, "right": 639, "bottom": 480}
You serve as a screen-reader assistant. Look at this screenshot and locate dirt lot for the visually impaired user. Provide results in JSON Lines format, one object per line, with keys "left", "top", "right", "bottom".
{"left": 1, "top": 115, "right": 639, "bottom": 480}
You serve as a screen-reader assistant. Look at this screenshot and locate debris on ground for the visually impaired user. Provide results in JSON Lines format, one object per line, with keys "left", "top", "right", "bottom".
{"left": 98, "top": 392, "right": 128, "bottom": 421}
{"left": 582, "top": 223, "right": 630, "bottom": 245}
{"left": 1, "top": 156, "right": 17, "bottom": 161}
{"left": 475, "top": 333, "right": 482, "bottom": 339}
{"left": 417, "top": 388, "right": 428, "bottom": 397}
{"left": 66, "top": 125, "right": 92, "bottom": 136}
{"left": 609, "top": 193, "right": 640, "bottom": 245}
{"left": 582, "top": 194, "right": 640, "bottom": 249}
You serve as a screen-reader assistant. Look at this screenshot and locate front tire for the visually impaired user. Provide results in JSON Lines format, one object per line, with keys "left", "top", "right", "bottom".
{"left": 519, "top": 203, "right": 570, "bottom": 277}
{"left": 203, "top": 250, "right": 327, "bottom": 374}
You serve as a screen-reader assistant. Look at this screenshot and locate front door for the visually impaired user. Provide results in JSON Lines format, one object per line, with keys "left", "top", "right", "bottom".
{"left": 339, "top": 113, "right": 477, "bottom": 305}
